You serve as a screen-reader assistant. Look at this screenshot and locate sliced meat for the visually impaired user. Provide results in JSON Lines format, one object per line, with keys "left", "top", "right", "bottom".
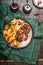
{"left": 16, "top": 28, "right": 28, "bottom": 42}
{"left": 21, "top": 25, "right": 30, "bottom": 33}
{"left": 23, "top": 22, "right": 30, "bottom": 33}
{"left": 16, "top": 32, "right": 28, "bottom": 42}
{"left": 16, "top": 21, "right": 30, "bottom": 42}
{"left": 23, "top": 33, "right": 28, "bottom": 40}
{"left": 23, "top": 22, "right": 29, "bottom": 28}
{"left": 16, "top": 29, "right": 24, "bottom": 42}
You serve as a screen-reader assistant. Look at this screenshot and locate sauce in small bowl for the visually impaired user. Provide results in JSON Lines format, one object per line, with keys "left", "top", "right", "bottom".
{"left": 10, "top": 3, "right": 19, "bottom": 12}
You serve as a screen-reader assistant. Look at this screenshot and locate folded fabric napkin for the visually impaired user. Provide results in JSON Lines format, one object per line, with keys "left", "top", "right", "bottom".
{"left": 0, "top": 3, "right": 42, "bottom": 64}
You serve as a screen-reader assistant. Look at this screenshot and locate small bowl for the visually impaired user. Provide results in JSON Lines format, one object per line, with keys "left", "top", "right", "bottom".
{"left": 10, "top": 3, "right": 19, "bottom": 12}
{"left": 23, "top": 3, "right": 32, "bottom": 14}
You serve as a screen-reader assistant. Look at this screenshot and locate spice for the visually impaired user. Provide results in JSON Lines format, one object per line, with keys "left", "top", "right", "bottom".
{"left": 37, "top": 1, "right": 42, "bottom": 6}
{"left": 38, "top": 18, "right": 40, "bottom": 24}
{"left": 34, "top": 12, "right": 40, "bottom": 16}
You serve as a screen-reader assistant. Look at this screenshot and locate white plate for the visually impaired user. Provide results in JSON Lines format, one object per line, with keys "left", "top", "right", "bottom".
{"left": 32, "top": 0, "right": 43, "bottom": 8}
{"left": 9, "top": 18, "right": 33, "bottom": 49}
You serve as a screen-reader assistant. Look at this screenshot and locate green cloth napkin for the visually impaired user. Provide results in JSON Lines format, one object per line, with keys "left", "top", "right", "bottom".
{"left": 0, "top": 3, "right": 42, "bottom": 64}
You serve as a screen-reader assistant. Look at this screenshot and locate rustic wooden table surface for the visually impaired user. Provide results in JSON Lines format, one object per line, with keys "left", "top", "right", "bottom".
{"left": 0, "top": 0, "right": 43, "bottom": 65}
